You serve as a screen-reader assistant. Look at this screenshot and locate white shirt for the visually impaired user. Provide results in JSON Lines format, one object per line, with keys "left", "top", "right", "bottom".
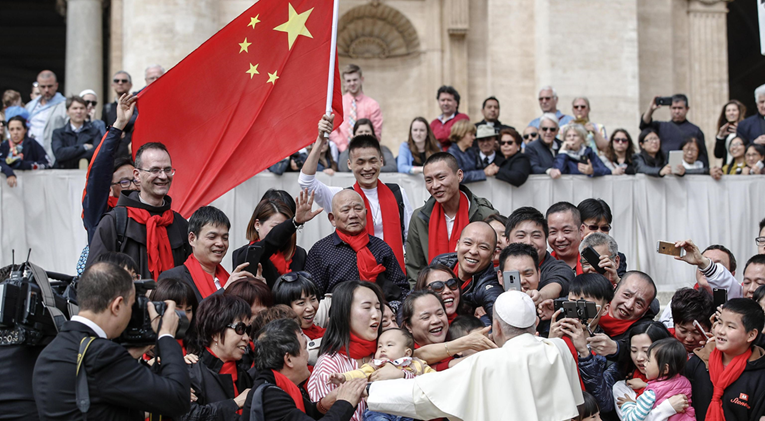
{"left": 479, "top": 151, "right": 496, "bottom": 165}
{"left": 28, "top": 104, "right": 53, "bottom": 141}
{"left": 213, "top": 276, "right": 222, "bottom": 290}
{"left": 72, "top": 315, "right": 107, "bottom": 339}
{"left": 445, "top": 192, "right": 471, "bottom": 240}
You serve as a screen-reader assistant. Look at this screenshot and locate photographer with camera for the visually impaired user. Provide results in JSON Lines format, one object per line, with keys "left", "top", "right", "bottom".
{"left": 640, "top": 94, "right": 709, "bottom": 167}
{"left": 33, "top": 262, "right": 190, "bottom": 420}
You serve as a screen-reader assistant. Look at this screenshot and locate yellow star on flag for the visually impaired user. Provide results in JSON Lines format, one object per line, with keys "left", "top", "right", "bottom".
{"left": 246, "top": 63, "right": 260, "bottom": 79}
{"left": 267, "top": 71, "right": 279, "bottom": 85}
{"left": 273, "top": 3, "right": 314, "bottom": 50}
{"left": 248, "top": 15, "right": 260, "bottom": 29}
{"left": 239, "top": 38, "right": 252, "bottom": 53}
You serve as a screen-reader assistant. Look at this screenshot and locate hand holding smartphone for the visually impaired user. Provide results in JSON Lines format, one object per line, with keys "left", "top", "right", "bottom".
{"left": 656, "top": 241, "right": 686, "bottom": 257}
{"left": 502, "top": 270, "right": 521, "bottom": 292}
{"left": 581, "top": 246, "right": 606, "bottom": 275}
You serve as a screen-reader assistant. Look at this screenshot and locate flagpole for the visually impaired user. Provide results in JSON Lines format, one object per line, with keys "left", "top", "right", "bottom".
{"left": 324, "top": 0, "right": 340, "bottom": 137}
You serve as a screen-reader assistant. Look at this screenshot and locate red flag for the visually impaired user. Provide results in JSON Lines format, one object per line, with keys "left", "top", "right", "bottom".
{"left": 132, "top": 0, "right": 343, "bottom": 217}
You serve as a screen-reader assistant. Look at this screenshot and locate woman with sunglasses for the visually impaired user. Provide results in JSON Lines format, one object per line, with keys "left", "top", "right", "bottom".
{"left": 184, "top": 294, "right": 254, "bottom": 421}
{"left": 414, "top": 264, "right": 469, "bottom": 324}
{"left": 494, "top": 127, "right": 531, "bottom": 187}
{"left": 401, "top": 290, "right": 496, "bottom": 372}
{"left": 273, "top": 272, "right": 324, "bottom": 341}
{"left": 603, "top": 129, "right": 636, "bottom": 175}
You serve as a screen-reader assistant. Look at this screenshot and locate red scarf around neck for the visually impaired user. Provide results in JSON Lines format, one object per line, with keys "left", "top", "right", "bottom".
{"left": 184, "top": 254, "right": 230, "bottom": 299}
{"left": 447, "top": 311, "right": 458, "bottom": 325}
{"left": 428, "top": 192, "right": 469, "bottom": 263}
{"left": 598, "top": 309, "right": 635, "bottom": 337}
{"left": 338, "top": 332, "right": 377, "bottom": 360}
{"left": 631, "top": 369, "right": 649, "bottom": 398}
{"left": 706, "top": 347, "right": 752, "bottom": 421}
{"left": 107, "top": 196, "right": 119, "bottom": 209}
{"left": 272, "top": 369, "right": 306, "bottom": 412}
{"left": 561, "top": 336, "right": 586, "bottom": 390}
{"left": 353, "top": 182, "right": 405, "bottom": 272}
{"left": 302, "top": 324, "right": 326, "bottom": 340}
{"left": 250, "top": 239, "right": 293, "bottom": 275}
{"left": 206, "top": 347, "right": 241, "bottom": 413}
{"left": 336, "top": 230, "right": 386, "bottom": 282}
{"left": 126, "top": 207, "right": 175, "bottom": 279}
{"left": 551, "top": 251, "right": 583, "bottom": 275}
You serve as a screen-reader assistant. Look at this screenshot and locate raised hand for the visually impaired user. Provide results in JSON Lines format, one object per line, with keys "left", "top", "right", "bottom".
{"left": 114, "top": 93, "right": 137, "bottom": 131}
{"left": 295, "top": 188, "right": 324, "bottom": 225}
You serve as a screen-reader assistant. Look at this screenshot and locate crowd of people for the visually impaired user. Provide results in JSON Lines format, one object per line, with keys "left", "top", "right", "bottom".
{"left": 2, "top": 63, "right": 765, "bottom": 421}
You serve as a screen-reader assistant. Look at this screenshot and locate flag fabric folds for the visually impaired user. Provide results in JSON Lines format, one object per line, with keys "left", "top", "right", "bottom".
{"left": 133, "top": 0, "right": 343, "bottom": 217}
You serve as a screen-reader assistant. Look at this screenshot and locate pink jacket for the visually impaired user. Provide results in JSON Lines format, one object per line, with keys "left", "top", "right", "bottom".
{"left": 646, "top": 375, "right": 696, "bottom": 421}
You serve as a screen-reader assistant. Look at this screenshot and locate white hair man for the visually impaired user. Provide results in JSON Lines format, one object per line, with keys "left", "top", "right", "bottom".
{"left": 145, "top": 65, "right": 165, "bottom": 86}
{"left": 528, "top": 85, "right": 574, "bottom": 129}
{"left": 737, "top": 83, "right": 765, "bottom": 145}
{"left": 367, "top": 290, "right": 583, "bottom": 421}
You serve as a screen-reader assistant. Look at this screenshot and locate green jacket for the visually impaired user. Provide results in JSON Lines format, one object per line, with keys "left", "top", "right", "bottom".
{"left": 405, "top": 185, "right": 498, "bottom": 287}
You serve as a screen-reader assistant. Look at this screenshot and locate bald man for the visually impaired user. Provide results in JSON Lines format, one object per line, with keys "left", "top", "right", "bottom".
{"left": 305, "top": 190, "right": 410, "bottom": 310}
{"left": 25, "top": 70, "right": 66, "bottom": 161}
{"left": 430, "top": 221, "right": 503, "bottom": 323}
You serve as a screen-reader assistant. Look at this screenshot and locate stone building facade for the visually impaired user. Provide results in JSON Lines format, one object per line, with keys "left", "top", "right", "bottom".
{"left": 66, "top": 0, "right": 733, "bottom": 159}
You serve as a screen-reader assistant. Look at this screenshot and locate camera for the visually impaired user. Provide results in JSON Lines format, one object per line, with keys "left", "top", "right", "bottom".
{"left": 118, "top": 280, "right": 189, "bottom": 346}
{"left": 0, "top": 261, "right": 77, "bottom": 346}
{"left": 553, "top": 299, "right": 598, "bottom": 323}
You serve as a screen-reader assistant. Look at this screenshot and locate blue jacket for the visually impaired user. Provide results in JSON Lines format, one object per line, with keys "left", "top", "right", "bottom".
{"left": 525, "top": 138, "right": 562, "bottom": 174}
{"left": 0, "top": 138, "right": 51, "bottom": 178}
{"left": 553, "top": 147, "right": 611, "bottom": 176}
{"left": 51, "top": 121, "right": 103, "bottom": 169}
{"left": 397, "top": 142, "right": 419, "bottom": 174}
{"left": 736, "top": 113, "right": 765, "bottom": 144}
{"left": 447, "top": 144, "right": 485, "bottom": 183}
{"left": 579, "top": 353, "right": 623, "bottom": 414}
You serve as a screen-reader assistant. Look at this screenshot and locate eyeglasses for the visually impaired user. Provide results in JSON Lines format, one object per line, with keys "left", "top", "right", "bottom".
{"left": 573, "top": 105, "right": 587, "bottom": 110}
{"left": 84, "top": 100, "right": 97, "bottom": 107}
{"left": 613, "top": 138, "right": 630, "bottom": 144}
{"left": 111, "top": 178, "right": 137, "bottom": 188}
{"left": 500, "top": 140, "right": 516, "bottom": 146}
{"left": 540, "top": 127, "right": 557, "bottom": 132}
{"left": 113, "top": 79, "right": 130, "bottom": 84}
{"left": 138, "top": 167, "right": 176, "bottom": 176}
{"left": 227, "top": 322, "right": 251, "bottom": 336}
{"left": 427, "top": 278, "right": 460, "bottom": 293}
{"left": 539, "top": 96, "right": 552, "bottom": 101}
{"left": 756, "top": 236, "right": 765, "bottom": 246}
{"left": 523, "top": 133, "right": 538, "bottom": 140}
{"left": 586, "top": 224, "right": 611, "bottom": 233}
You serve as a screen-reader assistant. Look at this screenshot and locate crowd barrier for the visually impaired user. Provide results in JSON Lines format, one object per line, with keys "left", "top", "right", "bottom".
{"left": 1, "top": 171, "right": 763, "bottom": 291}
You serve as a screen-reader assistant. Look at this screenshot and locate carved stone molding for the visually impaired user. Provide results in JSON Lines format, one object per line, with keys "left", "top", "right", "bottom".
{"left": 338, "top": 3, "right": 420, "bottom": 59}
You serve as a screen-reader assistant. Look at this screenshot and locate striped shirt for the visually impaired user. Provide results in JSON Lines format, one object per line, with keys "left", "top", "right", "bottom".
{"left": 621, "top": 389, "right": 657, "bottom": 421}
{"left": 307, "top": 353, "right": 365, "bottom": 421}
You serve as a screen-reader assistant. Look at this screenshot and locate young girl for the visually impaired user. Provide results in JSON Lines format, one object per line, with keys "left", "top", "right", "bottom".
{"left": 617, "top": 338, "right": 695, "bottom": 421}
{"left": 573, "top": 391, "right": 602, "bottom": 421}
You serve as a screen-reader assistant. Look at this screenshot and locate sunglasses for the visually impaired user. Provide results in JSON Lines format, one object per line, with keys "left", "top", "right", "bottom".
{"left": 539, "top": 96, "right": 552, "bottom": 101}
{"left": 573, "top": 105, "right": 587, "bottom": 109}
{"left": 613, "top": 138, "right": 629, "bottom": 144}
{"left": 500, "top": 140, "right": 516, "bottom": 146}
{"left": 113, "top": 79, "right": 130, "bottom": 84}
{"left": 227, "top": 322, "right": 251, "bottom": 336}
{"left": 540, "top": 127, "right": 557, "bottom": 132}
{"left": 523, "top": 133, "right": 538, "bottom": 140}
{"left": 427, "top": 278, "right": 460, "bottom": 293}
{"left": 84, "top": 100, "right": 97, "bottom": 107}
{"left": 279, "top": 271, "right": 313, "bottom": 282}
{"left": 586, "top": 224, "right": 611, "bottom": 233}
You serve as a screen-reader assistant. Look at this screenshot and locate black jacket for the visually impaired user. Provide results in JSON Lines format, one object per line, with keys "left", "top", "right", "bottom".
{"left": 632, "top": 150, "right": 666, "bottom": 177}
{"left": 231, "top": 218, "right": 307, "bottom": 289}
{"left": 494, "top": 152, "right": 531, "bottom": 187}
{"left": 604, "top": 312, "right": 656, "bottom": 364}
{"left": 639, "top": 118, "right": 709, "bottom": 167}
{"left": 242, "top": 369, "right": 356, "bottom": 421}
{"left": 82, "top": 127, "right": 123, "bottom": 242}
{"left": 525, "top": 138, "right": 561, "bottom": 174}
{"left": 32, "top": 321, "right": 190, "bottom": 421}
{"left": 686, "top": 345, "right": 765, "bottom": 421}
{"left": 182, "top": 349, "right": 255, "bottom": 421}
{"left": 736, "top": 113, "right": 765, "bottom": 144}
{"left": 0, "top": 345, "right": 43, "bottom": 420}
{"left": 101, "top": 101, "right": 137, "bottom": 158}
{"left": 51, "top": 121, "right": 102, "bottom": 168}
{"left": 86, "top": 190, "right": 192, "bottom": 279}
{"left": 430, "top": 252, "right": 502, "bottom": 322}
{"left": 0, "top": 137, "right": 50, "bottom": 178}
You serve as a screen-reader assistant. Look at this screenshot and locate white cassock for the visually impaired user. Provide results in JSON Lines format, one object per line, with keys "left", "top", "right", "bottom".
{"left": 367, "top": 333, "right": 584, "bottom": 421}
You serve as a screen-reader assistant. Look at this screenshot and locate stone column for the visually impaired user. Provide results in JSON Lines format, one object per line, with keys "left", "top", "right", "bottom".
{"left": 109, "top": 0, "right": 124, "bottom": 103}
{"left": 65, "top": 0, "right": 103, "bottom": 101}
{"left": 444, "top": 0, "right": 469, "bottom": 99}
{"left": 687, "top": 0, "right": 732, "bottom": 164}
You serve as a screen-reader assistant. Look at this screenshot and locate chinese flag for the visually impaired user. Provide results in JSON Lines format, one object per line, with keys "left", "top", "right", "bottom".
{"left": 132, "top": 0, "right": 343, "bottom": 217}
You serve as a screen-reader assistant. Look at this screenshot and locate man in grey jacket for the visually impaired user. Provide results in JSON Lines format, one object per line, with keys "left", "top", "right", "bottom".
{"left": 25, "top": 70, "right": 68, "bottom": 163}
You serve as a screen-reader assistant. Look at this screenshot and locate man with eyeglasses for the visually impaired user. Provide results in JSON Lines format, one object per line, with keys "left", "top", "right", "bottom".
{"left": 757, "top": 217, "right": 765, "bottom": 255}
{"left": 525, "top": 113, "right": 563, "bottom": 177}
{"left": 527, "top": 85, "right": 573, "bottom": 129}
{"left": 24, "top": 70, "right": 68, "bottom": 159}
{"left": 87, "top": 130, "right": 192, "bottom": 280}
{"left": 578, "top": 198, "right": 628, "bottom": 278}
{"left": 102, "top": 71, "right": 137, "bottom": 158}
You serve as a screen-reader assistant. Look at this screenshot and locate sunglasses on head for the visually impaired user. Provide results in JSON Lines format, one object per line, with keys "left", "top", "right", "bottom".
{"left": 523, "top": 133, "right": 538, "bottom": 140}
{"left": 279, "top": 271, "right": 312, "bottom": 282}
{"left": 427, "top": 278, "right": 460, "bottom": 293}
{"left": 227, "top": 322, "right": 251, "bottom": 336}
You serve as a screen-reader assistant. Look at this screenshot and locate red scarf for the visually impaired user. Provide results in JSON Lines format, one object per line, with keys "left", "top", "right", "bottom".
{"left": 561, "top": 336, "right": 586, "bottom": 390}
{"left": 631, "top": 369, "right": 649, "bottom": 398}
{"left": 302, "top": 324, "right": 326, "bottom": 340}
{"left": 184, "top": 254, "right": 230, "bottom": 299}
{"left": 272, "top": 369, "right": 306, "bottom": 412}
{"left": 353, "top": 182, "right": 405, "bottom": 271}
{"left": 447, "top": 311, "right": 458, "bottom": 325}
{"left": 126, "top": 207, "right": 175, "bottom": 280}
{"left": 250, "top": 240, "right": 293, "bottom": 275}
{"left": 551, "top": 251, "right": 583, "bottom": 275}
{"left": 206, "top": 347, "right": 241, "bottom": 414}
{"left": 338, "top": 333, "right": 377, "bottom": 360}
{"left": 336, "top": 230, "right": 386, "bottom": 282}
{"left": 706, "top": 347, "right": 752, "bottom": 421}
{"left": 107, "top": 196, "right": 119, "bottom": 209}
{"left": 598, "top": 309, "right": 635, "bottom": 337}
{"left": 428, "top": 193, "right": 469, "bottom": 262}
{"left": 414, "top": 342, "right": 453, "bottom": 371}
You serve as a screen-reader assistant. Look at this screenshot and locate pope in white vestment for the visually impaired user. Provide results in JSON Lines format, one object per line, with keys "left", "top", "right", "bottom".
{"left": 367, "top": 290, "right": 584, "bottom": 421}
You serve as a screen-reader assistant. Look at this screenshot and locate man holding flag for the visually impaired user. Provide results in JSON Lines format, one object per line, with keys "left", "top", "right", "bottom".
{"left": 299, "top": 115, "right": 413, "bottom": 271}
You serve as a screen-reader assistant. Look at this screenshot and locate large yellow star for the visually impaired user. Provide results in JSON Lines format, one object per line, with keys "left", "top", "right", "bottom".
{"left": 267, "top": 71, "right": 279, "bottom": 85}
{"left": 246, "top": 63, "right": 260, "bottom": 79}
{"left": 273, "top": 4, "right": 314, "bottom": 50}
{"left": 239, "top": 38, "right": 252, "bottom": 53}
{"left": 248, "top": 15, "right": 260, "bottom": 29}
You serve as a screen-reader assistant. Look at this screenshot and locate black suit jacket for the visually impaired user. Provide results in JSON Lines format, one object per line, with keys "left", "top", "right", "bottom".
{"left": 525, "top": 138, "right": 561, "bottom": 174}
{"left": 33, "top": 321, "right": 190, "bottom": 421}
{"left": 737, "top": 113, "right": 765, "bottom": 143}
{"left": 0, "top": 345, "right": 43, "bottom": 420}
{"left": 494, "top": 152, "right": 531, "bottom": 187}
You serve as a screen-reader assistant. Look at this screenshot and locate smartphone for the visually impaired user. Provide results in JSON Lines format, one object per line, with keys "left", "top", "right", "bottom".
{"left": 693, "top": 320, "right": 710, "bottom": 338}
{"left": 502, "top": 270, "right": 521, "bottom": 292}
{"left": 655, "top": 96, "right": 673, "bottom": 106}
{"left": 656, "top": 241, "right": 685, "bottom": 257}
{"left": 581, "top": 246, "right": 606, "bottom": 275}
{"left": 713, "top": 288, "right": 728, "bottom": 308}
{"left": 668, "top": 150, "right": 684, "bottom": 174}
{"left": 756, "top": 160, "right": 764, "bottom": 171}
{"left": 578, "top": 155, "right": 590, "bottom": 165}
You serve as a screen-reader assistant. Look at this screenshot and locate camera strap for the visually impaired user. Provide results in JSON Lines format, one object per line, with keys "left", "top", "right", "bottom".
{"left": 28, "top": 262, "right": 69, "bottom": 332}
{"left": 76, "top": 336, "right": 96, "bottom": 420}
